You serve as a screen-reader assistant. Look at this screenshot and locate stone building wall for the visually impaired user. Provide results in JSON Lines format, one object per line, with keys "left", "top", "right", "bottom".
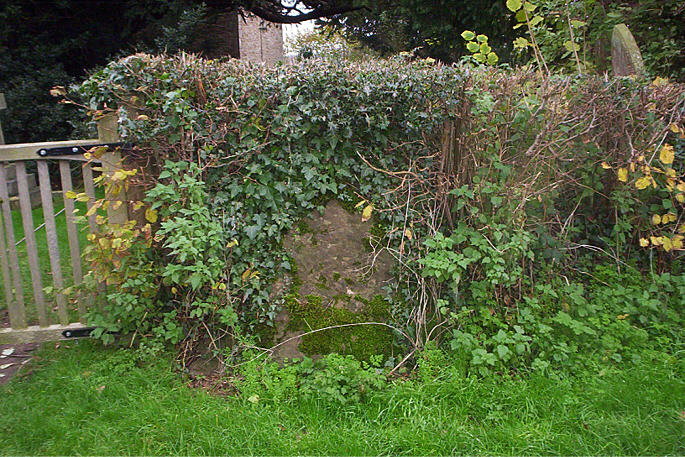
{"left": 237, "top": 14, "right": 284, "bottom": 65}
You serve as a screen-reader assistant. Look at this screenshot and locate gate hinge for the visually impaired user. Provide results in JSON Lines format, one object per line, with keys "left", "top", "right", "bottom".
{"left": 36, "top": 142, "right": 127, "bottom": 158}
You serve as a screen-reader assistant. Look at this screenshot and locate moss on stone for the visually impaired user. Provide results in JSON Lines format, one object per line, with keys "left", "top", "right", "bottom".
{"left": 285, "top": 293, "right": 394, "bottom": 361}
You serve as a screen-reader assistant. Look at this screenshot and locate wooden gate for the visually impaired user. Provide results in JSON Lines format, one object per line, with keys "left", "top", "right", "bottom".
{"left": 0, "top": 100, "right": 125, "bottom": 344}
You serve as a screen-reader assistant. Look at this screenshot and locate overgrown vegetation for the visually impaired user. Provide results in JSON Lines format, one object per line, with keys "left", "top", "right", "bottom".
{"left": 65, "top": 53, "right": 684, "bottom": 385}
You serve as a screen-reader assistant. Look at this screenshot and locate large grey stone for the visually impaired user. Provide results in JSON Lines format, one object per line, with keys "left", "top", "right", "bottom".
{"left": 612, "top": 24, "right": 644, "bottom": 77}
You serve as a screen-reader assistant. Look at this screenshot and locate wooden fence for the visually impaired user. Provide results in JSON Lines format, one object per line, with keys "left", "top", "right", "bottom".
{"left": 0, "top": 106, "right": 126, "bottom": 344}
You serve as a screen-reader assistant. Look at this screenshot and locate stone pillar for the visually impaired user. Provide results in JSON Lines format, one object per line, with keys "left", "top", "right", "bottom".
{"left": 611, "top": 24, "right": 645, "bottom": 77}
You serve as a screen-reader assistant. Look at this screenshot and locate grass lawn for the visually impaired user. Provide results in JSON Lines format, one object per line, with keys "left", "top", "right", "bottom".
{"left": 0, "top": 340, "right": 682, "bottom": 455}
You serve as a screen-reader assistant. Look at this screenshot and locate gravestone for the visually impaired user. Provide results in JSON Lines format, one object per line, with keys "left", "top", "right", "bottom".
{"left": 611, "top": 24, "right": 644, "bottom": 77}
{"left": 271, "top": 200, "right": 395, "bottom": 360}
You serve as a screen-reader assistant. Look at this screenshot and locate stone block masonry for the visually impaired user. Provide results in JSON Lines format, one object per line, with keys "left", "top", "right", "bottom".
{"left": 238, "top": 14, "right": 284, "bottom": 66}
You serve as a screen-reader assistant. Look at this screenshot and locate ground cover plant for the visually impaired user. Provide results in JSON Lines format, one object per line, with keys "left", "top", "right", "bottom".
{"left": 0, "top": 339, "right": 683, "bottom": 455}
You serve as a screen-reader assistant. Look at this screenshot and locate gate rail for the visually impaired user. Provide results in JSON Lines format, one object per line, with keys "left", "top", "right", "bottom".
{"left": 0, "top": 111, "right": 126, "bottom": 344}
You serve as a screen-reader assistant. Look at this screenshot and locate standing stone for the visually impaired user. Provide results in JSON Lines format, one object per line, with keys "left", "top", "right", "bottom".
{"left": 611, "top": 24, "right": 644, "bottom": 77}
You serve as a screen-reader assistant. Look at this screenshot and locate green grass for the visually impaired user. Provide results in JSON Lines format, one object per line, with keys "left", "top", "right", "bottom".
{"left": 0, "top": 341, "right": 682, "bottom": 455}
{"left": 0, "top": 189, "right": 95, "bottom": 324}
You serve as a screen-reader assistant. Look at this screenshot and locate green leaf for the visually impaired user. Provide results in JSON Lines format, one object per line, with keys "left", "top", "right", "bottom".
{"left": 480, "top": 43, "right": 492, "bottom": 54}
{"left": 523, "top": 1, "right": 537, "bottom": 12}
{"left": 487, "top": 53, "right": 499, "bottom": 65}
{"left": 473, "top": 53, "right": 486, "bottom": 63}
{"left": 515, "top": 9, "right": 527, "bottom": 22}
{"left": 461, "top": 30, "right": 475, "bottom": 41}
{"left": 529, "top": 15, "right": 543, "bottom": 26}
{"left": 506, "top": 0, "right": 522, "bottom": 12}
{"left": 476, "top": 34, "right": 488, "bottom": 43}
{"left": 467, "top": 42, "right": 480, "bottom": 53}
{"left": 563, "top": 40, "right": 580, "bottom": 52}
{"left": 514, "top": 37, "right": 530, "bottom": 49}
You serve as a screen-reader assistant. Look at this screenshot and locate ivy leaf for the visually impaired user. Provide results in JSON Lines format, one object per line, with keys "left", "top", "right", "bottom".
{"left": 506, "top": 0, "right": 522, "bottom": 12}
{"left": 245, "top": 225, "right": 260, "bottom": 240}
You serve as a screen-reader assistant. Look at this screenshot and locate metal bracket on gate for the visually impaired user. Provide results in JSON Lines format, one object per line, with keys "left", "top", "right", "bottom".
{"left": 62, "top": 327, "right": 96, "bottom": 339}
{"left": 36, "top": 142, "right": 127, "bottom": 158}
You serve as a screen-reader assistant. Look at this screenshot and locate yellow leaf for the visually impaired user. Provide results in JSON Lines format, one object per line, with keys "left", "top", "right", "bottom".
{"left": 677, "top": 181, "right": 685, "bottom": 192}
{"left": 136, "top": 114, "right": 149, "bottom": 121}
{"left": 617, "top": 168, "right": 628, "bottom": 182}
{"left": 635, "top": 177, "right": 650, "bottom": 190}
{"left": 226, "top": 239, "right": 239, "bottom": 248}
{"left": 677, "top": 193, "right": 685, "bottom": 203}
{"left": 673, "top": 235, "right": 684, "bottom": 250}
{"left": 659, "top": 144, "right": 674, "bottom": 165}
{"left": 65, "top": 190, "right": 77, "bottom": 199}
{"left": 171, "top": 287, "right": 178, "bottom": 294}
{"left": 145, "top": 208, "right": 158, "bottom": 223}
{"left": 670, "top": 123, "right": 683, "bottom": 134}
{"left": 666, "top": 178, "right": 676, "bottom": 191}
{"left": 666, "top": 168, "right": 676, "bottom": 178}
{"left": 679, "top": 224, "right": 685, "bottom": 234}
{"left": 637, "top": 154, "right": 644, "bottom": 162}
{"left": 629, "top": 162, "right": 636, "bottom": 173}
{"left": 600, "top": 162, "right": 611, "bottom": 169}
{"left": 652, "top": 76, "right": 668, "bottom": 87}
{"left": 662, "top": 213, "right": 677, "bottom": 224}
{"left": 354, "top": 200, "right": 366, "bottom": 209}
{"left": 404, "top": 228, "right": 413, "bottom": 240}
{"left": 652, "top": 214, "right": 662, "bottom": 225}
{"left": 76, "top": 193, "right": 90, "bottom": 203}
{"left": 362, "top": 204, "right": 374, "bottom": 222}
{"left": 132, "top": 201, "right": 145, "bottom": 211}
{"left": 241, "top": 268, "right": 251, "bottom": 283}
{"left": 617, "top": 314, "right": 629, "bottom": 320}
{"left": 662, "top": 237, "right": 673, "bottom": 252}
{"left": 650, "top": 236, "right": 661, "bottom": 246}
{"left": 85, "top": 205, "right": 98, "bottom": 217}
{"left": 639, "top": 238, "right": 649, "bottom": 247}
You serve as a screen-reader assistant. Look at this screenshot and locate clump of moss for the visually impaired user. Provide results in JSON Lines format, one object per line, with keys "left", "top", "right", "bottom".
{"left": 285, "top": 293, "right": 394, "bottom": 361}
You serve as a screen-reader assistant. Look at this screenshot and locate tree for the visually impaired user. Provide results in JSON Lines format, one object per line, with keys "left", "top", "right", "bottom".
{"left": 0, "top": 0, "right": 361, "bottom": 143}
{"left": 321, "top": 1, "right": 516, "bottom": 62}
